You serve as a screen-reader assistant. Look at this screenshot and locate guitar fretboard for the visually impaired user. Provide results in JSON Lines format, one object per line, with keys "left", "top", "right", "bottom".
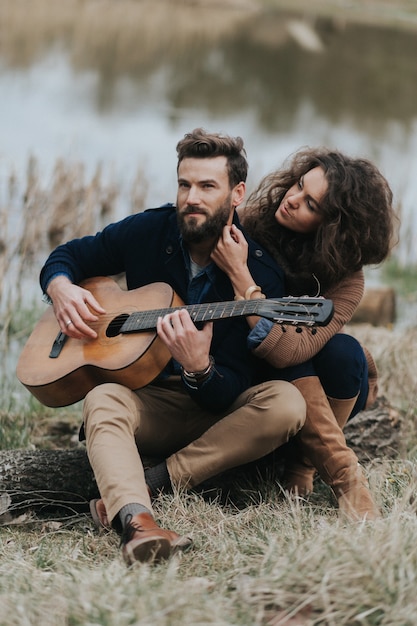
{"left": 121, "top": 299, "right": 262, "bottom": 333}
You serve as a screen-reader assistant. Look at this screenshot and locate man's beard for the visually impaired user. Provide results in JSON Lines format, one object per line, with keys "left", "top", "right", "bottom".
{"left": 178, "top": 200, "right": 232, "bottom": 244}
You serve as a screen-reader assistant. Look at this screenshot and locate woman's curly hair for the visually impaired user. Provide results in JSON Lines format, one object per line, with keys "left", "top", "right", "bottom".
{"left": 241, "top": 147, "right": 398, "bottom": 294}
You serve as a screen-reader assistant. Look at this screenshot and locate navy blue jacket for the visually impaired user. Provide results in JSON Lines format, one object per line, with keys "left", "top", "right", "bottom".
{"left": 40, "top": 205, "right": 284, "bottom": 412}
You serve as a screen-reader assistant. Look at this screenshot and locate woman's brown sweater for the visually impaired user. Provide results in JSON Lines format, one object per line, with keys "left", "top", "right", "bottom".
{"left": 253, "top": 269, "right": 378, "bottom": 408}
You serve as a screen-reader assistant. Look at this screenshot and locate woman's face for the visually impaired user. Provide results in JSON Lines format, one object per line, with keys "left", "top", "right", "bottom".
{"left": 275, "top": 166, "right": 328, "bottom": 234}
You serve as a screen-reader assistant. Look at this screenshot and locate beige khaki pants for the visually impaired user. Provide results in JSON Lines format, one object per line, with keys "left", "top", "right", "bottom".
{"left": 83, "top": 378, "right": 305, "bottom": 523}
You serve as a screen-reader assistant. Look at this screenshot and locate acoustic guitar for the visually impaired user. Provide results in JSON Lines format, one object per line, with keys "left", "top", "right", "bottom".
{"left": 16, "top": 276, "right": 334, "bottom": 407}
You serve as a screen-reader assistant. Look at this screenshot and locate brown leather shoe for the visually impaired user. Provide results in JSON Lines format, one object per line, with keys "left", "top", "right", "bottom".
{"left": 121, "top": 513, "right": 193, "bottom": 565}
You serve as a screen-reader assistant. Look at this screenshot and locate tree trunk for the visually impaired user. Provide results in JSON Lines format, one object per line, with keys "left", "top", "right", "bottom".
{"left": 343, "top": 396, "right": 403, "bottom": 462}
{"left": 0, "top": 448, "right": 98, "bottom": 519}
{"left": 0, "top": 397, "right": 402, "bottom": 520}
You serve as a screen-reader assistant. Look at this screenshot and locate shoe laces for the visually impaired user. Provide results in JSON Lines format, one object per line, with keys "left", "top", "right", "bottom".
{"left": 120, "top": 514, "right": 143, "bottom": 546}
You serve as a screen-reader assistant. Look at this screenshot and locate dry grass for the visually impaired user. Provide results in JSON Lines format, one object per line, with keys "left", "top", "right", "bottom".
{"left": 347, "top": 324, "right": 417, "bottom": 415}
{"left": 0, "top": 156, "right": 148, "bottom": 314}
{"left": 2, "top": 479, "right": 417, "bottom": 625}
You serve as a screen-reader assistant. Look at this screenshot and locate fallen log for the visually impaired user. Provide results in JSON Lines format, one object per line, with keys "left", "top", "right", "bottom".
{"left": 0, "top": 448, "right": 97, "bottom": 520}
{"left": 343, "top": 396, "right": 402, "bottom": 462}
{"left": 0, "top": 397, "right": 402, "bottom": 520}
{"left": 350, "top": 287, "right": 396, "bottom": 327}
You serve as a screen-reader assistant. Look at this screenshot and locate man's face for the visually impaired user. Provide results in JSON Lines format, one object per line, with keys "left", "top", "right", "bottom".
{"left": 176, "top": 156, "right": 243, "bottom": 244}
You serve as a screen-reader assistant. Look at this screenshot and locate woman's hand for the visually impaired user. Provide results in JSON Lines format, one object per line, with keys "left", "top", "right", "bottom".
{"left": 211, "top": 225, "right": 257, "bottom": 298}
{"left": 211, "top": 224, "right": 249, "bottom": 278}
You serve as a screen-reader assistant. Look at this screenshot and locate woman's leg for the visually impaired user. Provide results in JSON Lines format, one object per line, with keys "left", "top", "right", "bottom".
{"left": 280, "top": 336, "right": 379, "bottom": 520}
{"left": 313, "top": 333, "right": 368, "bottom": 418}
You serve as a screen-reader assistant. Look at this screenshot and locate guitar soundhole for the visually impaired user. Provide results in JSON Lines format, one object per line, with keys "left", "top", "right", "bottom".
{"left": 106, "top": 313, "right": 129, "bottom": 337}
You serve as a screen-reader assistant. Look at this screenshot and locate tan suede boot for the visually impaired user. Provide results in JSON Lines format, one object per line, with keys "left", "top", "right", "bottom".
{"left": 289, "top": 376, "right": 380, "bottom": 521}
{"left": 284, "top": 395, "right": 359, "bottom": 496}
{"left": 327, "top": 396, "right": 358, "bottom": 426}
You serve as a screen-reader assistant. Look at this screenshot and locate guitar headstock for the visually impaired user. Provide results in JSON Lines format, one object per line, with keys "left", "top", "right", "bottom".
{"left": 257, "top": 297, "right": 334, "bottom": 327}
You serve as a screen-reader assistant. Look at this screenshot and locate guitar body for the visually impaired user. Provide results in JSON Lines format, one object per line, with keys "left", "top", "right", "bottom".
{"left": 16, "top": 278, "right": 183, "bottom": 407}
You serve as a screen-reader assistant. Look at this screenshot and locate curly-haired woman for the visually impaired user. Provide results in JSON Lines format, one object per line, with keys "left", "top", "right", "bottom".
{"left": 212, "top": 147, "right": 397, "bottom": 521}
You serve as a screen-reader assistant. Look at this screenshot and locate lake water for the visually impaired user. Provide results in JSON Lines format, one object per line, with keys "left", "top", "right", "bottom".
{"left": 1, "top": 4, "right": 417, "bottom": 278}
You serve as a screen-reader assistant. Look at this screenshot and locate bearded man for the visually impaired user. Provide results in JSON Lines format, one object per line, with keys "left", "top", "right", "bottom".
{"left": 40, "top": 128, "right": 305, "bottom": 565}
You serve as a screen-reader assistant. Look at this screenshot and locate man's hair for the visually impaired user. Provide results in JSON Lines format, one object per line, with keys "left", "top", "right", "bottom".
{"left": 176, "top": 128, "right": 248, "bottom": 187}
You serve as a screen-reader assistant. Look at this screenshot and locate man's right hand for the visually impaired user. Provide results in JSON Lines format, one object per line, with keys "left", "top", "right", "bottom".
{"left": 47, "top": 275, "right": 106, "bottom": 339}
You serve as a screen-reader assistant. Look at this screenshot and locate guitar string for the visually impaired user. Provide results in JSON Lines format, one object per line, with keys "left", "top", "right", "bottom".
{"left": 91, "top": 298, "right": 324, "bottom": 334}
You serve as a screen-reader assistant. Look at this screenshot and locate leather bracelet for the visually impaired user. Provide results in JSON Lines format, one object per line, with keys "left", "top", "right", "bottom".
{"left": 181, "top": 355, "right": 215, "bottom": 387}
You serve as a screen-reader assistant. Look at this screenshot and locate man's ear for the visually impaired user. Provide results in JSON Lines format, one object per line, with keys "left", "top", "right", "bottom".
{"left": 232, "top": 181, "right": 246, "bottom": 208}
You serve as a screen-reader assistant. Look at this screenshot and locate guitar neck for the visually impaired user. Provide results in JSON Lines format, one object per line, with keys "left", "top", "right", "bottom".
{"left": 121, "top": 299, "right": 262, "bottom": 333}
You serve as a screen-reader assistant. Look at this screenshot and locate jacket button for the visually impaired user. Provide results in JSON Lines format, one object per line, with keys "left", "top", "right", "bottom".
{"left": 166, "top": 245, "right": 173, "bottom": 254}
{"left": 255, "top": 249, "right": 263, "bottom": 257}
